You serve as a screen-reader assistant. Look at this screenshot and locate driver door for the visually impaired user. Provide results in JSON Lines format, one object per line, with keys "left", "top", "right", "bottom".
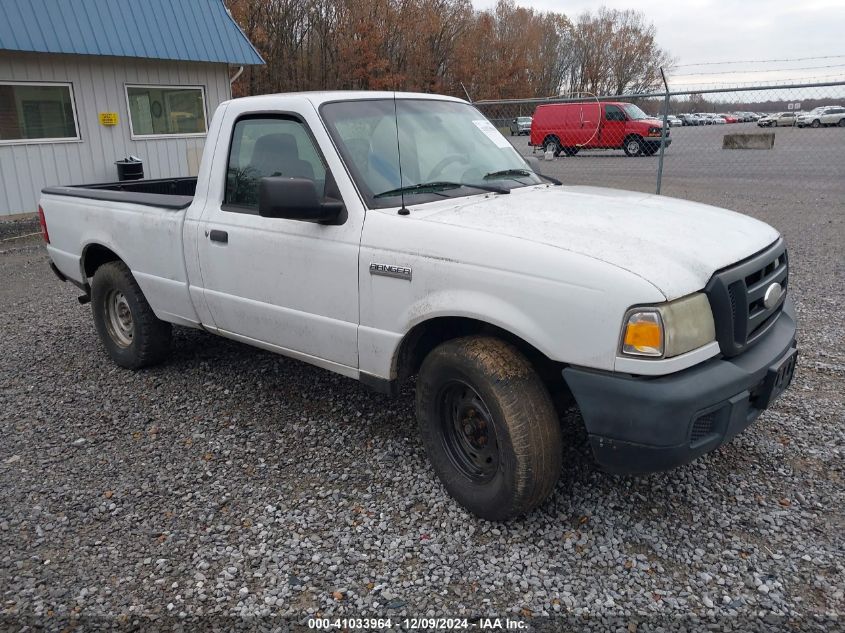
{"left": 195, "top": 114, "right": 362, "bottom": 370}
{"left": 600, "top": 104, "right": 627, "bottom": 147}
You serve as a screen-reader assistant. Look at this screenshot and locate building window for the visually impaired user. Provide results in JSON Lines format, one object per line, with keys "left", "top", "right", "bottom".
{"left": 126, "top": 85, "right": 207, "bottom": 138}
{"left": 0, "top": 82, "right": 80, "bottom": 144}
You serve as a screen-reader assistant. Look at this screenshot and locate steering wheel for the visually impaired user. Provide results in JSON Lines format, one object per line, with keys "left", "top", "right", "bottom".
{"left": 427, "top": 155, "right": 469, "bottom": 181}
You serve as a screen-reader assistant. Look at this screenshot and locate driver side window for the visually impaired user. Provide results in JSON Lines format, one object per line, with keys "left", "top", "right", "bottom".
{"left": 224, "top": 116, "right": 327, "bottom": 212}
{"left": 605, "top": 105, "right": 625, "bottom": 122}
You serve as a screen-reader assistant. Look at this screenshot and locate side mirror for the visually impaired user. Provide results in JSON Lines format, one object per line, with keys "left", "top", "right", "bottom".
{"left": 258, "top": 177, "right": 343, "bottom": 223}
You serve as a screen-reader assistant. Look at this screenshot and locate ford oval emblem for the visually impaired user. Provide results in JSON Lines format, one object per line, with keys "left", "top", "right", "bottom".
{"left": 763, "top": 282, "right": 783, "bottom": 309}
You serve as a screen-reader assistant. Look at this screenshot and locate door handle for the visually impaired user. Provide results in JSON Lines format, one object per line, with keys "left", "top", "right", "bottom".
{"left": 209, "top": 229, "right": 228, "bottom": 244}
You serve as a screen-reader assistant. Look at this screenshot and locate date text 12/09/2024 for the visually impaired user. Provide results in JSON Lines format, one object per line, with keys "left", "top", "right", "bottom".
{"left": 307, "top": 617, "right": 528, "bottom": 630}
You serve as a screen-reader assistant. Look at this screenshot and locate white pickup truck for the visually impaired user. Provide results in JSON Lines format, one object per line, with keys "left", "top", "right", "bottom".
{"left": 40, "top": 91, "right": 797, "bottom": 520}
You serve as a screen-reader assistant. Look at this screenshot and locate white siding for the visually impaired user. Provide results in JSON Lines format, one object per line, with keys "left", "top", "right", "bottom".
{"left": 0, "top": 51, "right": 232, "bottom": 215}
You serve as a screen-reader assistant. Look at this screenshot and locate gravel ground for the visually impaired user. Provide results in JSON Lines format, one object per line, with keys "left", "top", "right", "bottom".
{"left": 1, "top": 170, "right": 843, "bottom": 632}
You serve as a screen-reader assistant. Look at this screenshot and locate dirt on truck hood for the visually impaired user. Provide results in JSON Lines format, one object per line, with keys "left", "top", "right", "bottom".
{"left": 422, "top": 185, "right": 780, "bottom": 299}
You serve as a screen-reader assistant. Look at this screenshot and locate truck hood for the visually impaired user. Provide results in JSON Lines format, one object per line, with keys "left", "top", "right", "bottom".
{"left": 420, "top": 185, "right": 780, "bottom": 299}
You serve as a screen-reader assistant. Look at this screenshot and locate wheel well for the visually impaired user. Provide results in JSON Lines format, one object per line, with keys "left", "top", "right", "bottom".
{"left": 82, "top": 244, "right": 121, "bottom": 279}
{"left": 542, "top": 135, "right": 560, "bottom": 146}
{"left": 394, "top": 317, "right": 567, "bottom": 391}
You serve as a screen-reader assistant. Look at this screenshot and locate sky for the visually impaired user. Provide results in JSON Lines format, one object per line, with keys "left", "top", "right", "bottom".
{"left": 471, "top": 0, "right": 845, "bottom": 89}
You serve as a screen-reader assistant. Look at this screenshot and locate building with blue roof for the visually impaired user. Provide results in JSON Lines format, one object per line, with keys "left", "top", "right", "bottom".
{"left": 0, "top": 0, "right": 264, "bottom": 215}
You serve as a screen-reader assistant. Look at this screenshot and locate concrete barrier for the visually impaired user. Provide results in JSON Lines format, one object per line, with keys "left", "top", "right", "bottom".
{"left": 722, "top": 133, "right": 776, "bottom": 150}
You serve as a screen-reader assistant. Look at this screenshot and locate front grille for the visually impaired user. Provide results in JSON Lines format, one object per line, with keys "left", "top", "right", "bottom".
{"left": 705, "top": 239, "right": 788, "bottom": 357}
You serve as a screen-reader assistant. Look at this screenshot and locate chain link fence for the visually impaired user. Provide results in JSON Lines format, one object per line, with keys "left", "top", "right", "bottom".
{"left": 473, "top": 81, "right": 845, "bottom": 204}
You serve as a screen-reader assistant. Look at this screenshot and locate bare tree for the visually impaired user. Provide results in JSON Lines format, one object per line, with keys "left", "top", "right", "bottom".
{"left": 225, "top": 0, "right": 670, "bottom": 100}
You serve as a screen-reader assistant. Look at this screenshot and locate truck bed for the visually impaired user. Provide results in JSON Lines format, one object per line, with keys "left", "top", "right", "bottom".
{"left": 42, "top": 177, "right": 197, "bottom": 210}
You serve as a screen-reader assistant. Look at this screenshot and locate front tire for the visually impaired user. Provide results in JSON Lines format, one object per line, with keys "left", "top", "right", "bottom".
{"left": 91, "top": 261, "right": 172, "bottom": 369}
{"left": 416, "top": 336, "right": 563, "bottom": 520}
{"left": 623, "top": 136, "right": 644, "bottom": 156}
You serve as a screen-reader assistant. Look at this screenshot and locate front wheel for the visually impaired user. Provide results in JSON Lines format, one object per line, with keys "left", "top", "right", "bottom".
{"left": 91, "top": 261, "right": 172, "bottom": 369}
{"left": 811, "top": 119, "right": 821, "bottom": 128}
{"left": 416, "top": 336, "right": 563, "bottom": 520}
{"left": 838, "top": 118, "right": 845, "bottom": 127}
{"left": 623, "top": 136, "right": 643, "bottom": 156}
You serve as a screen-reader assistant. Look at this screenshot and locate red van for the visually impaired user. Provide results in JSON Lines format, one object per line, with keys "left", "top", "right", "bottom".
{"left": 529, "top": 101, "right": 671, "bottom": 157}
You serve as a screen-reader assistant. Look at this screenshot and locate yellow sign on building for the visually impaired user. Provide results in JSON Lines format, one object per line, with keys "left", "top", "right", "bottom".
{"left": 99, "top": 112, "right": 118, "bottom": 126}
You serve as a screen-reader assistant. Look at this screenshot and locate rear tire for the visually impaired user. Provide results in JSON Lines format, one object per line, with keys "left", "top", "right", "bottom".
{"left": 415, "top": 336, "right": 563, "bottom": 521}
{"left": 543, "top": 137, "right": 562, "bottom": 157}
{"left": 91, "top": 261, "right": 172, "bottom": 369}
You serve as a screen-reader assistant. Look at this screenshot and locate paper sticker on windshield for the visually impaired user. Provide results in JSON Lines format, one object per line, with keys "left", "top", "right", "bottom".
{"left": 472, "top": 119, "right": 512, "bottom": 149}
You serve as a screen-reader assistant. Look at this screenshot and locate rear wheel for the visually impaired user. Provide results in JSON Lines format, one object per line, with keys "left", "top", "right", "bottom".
{"left": 623, "top": 136, "right": 644, "bottom": 157}
{"left": 416, "top": 336, "right": 563, "bottom": 520}
{"left": 543, "top": 137, "right": 561, "bottom": 157}
{"left": 91, "top": 261, "right": 172, "bottom": 369}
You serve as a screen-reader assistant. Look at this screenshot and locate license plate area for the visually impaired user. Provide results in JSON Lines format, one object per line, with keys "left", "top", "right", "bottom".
{"left": 755, "top": 347, "right": 797, "bottom": 410}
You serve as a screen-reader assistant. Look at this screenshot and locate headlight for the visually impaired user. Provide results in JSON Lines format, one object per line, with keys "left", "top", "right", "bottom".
{"left": 620, "top": 293, "right": 715, "bottom": 359}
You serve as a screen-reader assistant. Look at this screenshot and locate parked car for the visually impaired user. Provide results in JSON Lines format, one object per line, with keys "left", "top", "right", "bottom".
{"left": 39, "top": 90, "right": 796, "bottom": 521}
{"left": 797, "top": 106, "right": 845, "bottom": 128}
{"left": 819, "top": 106, "right": 845, "bottom": 127}
{"left": 679, "top": 113, "right": 704, "bottom": 126}
{"left": 718, "top": 113, "right": 738, "bottom": 124}
{"left": 509, "top": 116, "right": 532, "bottom": 136}
{"left": 758, "top": 112, "right": 797, "bottom": 127}
{"left": 530, "top": 101, "right": 671, "bottom": 156}
{"left": 666, "top": 115, "right": 682, "bottom": 127}
{"left": 704, "top": 114, "right": 726, "bottom": 125}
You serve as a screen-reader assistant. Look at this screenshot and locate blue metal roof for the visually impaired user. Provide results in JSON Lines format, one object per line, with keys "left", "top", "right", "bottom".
{"left": 0, "top": 0, "right": 264, "bottom": 65}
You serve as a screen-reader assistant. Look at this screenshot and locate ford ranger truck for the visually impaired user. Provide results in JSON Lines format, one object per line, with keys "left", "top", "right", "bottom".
{"left": 39, "top": 91, "right": 797, "bottom": 521}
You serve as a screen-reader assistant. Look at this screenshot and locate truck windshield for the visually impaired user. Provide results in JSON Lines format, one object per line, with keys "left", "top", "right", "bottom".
{"left": 622, "top": 104, "right": 651, "bottom": 120}
{"left": 321, "top": 99, "right": 542, "bottom": 208}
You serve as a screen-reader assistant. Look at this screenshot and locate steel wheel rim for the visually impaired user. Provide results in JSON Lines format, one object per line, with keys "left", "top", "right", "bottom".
{"left": 105, "top": 289, "right": 133, "bottom": 347}
{"left": 545, "top": 142, "right": 556, "bottom": 153}
{"left": 627, "top": 140, "right": 640, "bottom": 154}
{"left": 437, "top": 380, "right": 499, "bottom": 483}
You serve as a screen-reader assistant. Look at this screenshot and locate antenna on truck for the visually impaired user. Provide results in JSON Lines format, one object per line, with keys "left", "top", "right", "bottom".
{"left": 393, "top": 91, "right": 410, "bottom": 216}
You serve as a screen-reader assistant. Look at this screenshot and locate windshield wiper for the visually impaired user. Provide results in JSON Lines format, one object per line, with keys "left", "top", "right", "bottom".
{"left": 374, "top": 181, "right": 509, "bottom": 199}
{"left": 485, "top": 168, "right": 562, "bottom": 186}
{"left": 483, "top": 168, "right": 533, "bottom": 180}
